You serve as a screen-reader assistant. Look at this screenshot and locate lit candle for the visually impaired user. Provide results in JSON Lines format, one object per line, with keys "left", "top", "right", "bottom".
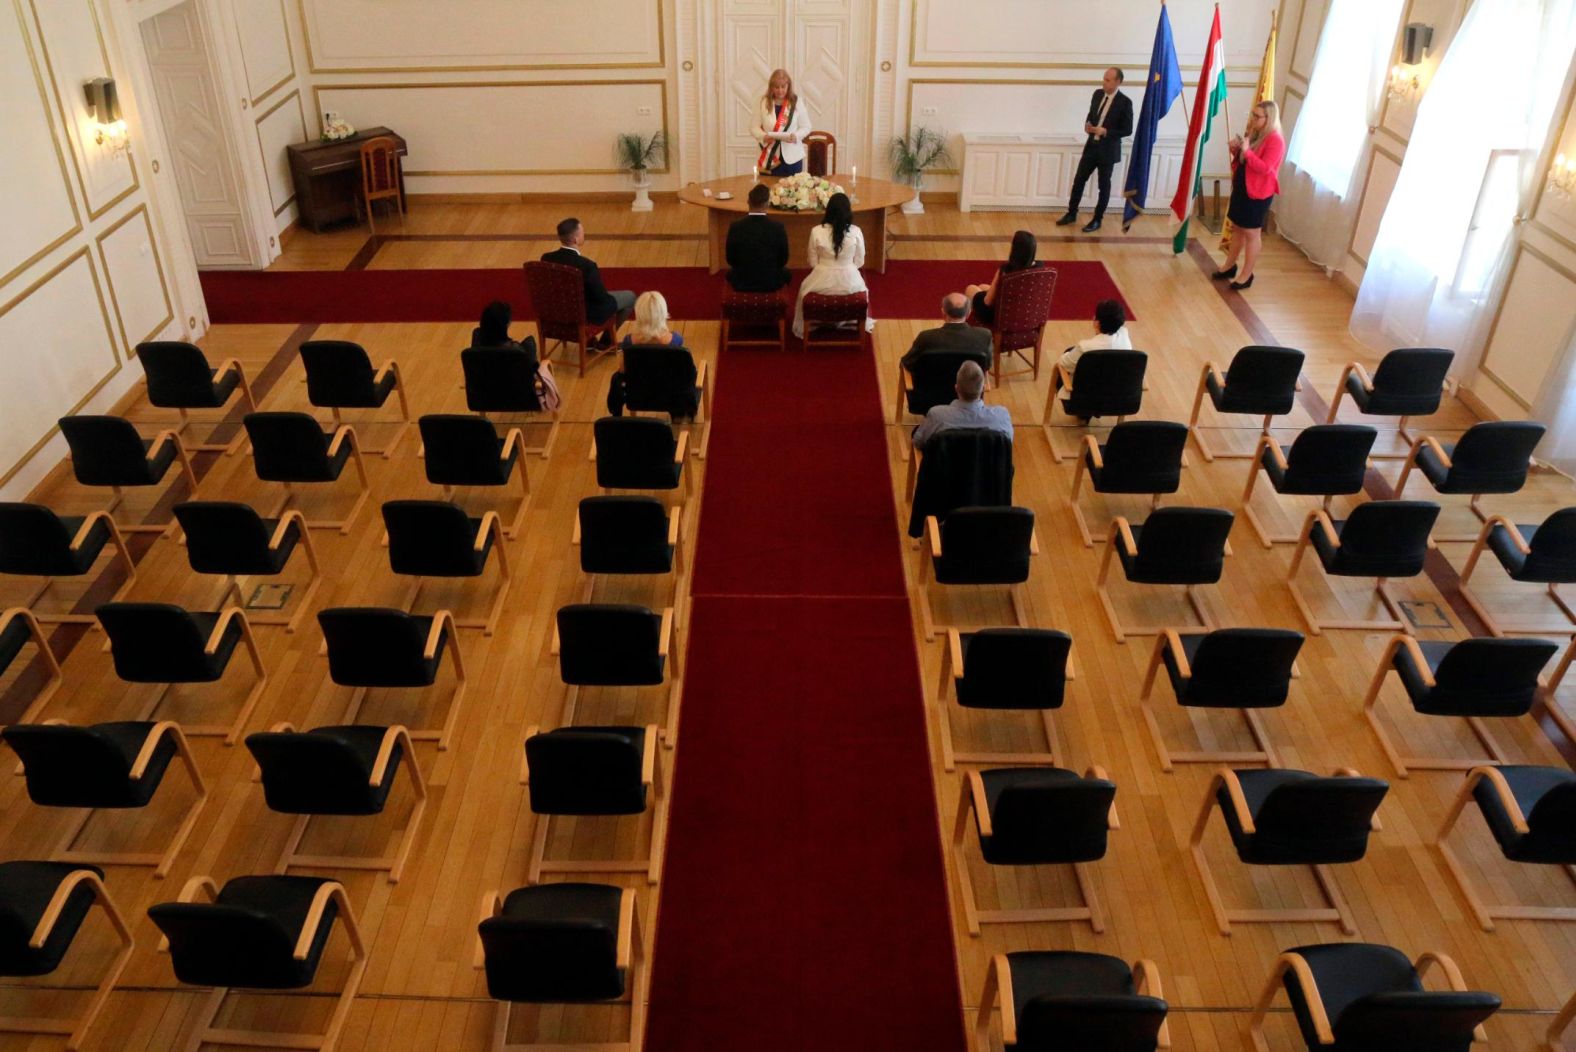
{"left": 851, "top": 165, "right": 857, "bottom": 186}
{"left": 752, "top": 164, "right": 758, "bottom": 181}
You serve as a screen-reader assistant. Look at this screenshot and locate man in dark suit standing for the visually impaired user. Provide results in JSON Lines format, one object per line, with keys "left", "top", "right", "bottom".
{"left": 541, "top": 217, "right": 635, "bottom": 341}
{"left": 900, "top": 293, "right": 993, "bottom": 372}
{"left": 725, "top": 184, "right": 790, "bottom": 292}
{"left": 1057, "top": 67, "right": 1134, "bottom": 233}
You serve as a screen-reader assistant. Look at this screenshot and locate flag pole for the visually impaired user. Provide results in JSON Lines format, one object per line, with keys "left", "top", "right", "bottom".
{"left": 1217, "top": 4, "right": 1235, "bottom": 146}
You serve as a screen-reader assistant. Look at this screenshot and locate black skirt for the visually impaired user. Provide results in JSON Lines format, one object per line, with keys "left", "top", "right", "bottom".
{"left": 1227, "top": 163, "right": 1272, "bottom": 229}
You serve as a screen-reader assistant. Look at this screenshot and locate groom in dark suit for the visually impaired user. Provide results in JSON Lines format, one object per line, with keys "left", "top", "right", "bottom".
{"left": 1057, "top": 67, "right": 1134, "bottom": 233}
{"left": 540, "top": 217, "right": 635, "bottom": 339}
{"left": 725, "top": 184, "right": 790, "bottom": 293}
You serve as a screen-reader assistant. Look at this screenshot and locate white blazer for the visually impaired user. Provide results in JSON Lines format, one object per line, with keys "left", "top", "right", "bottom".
{"left": 752, "top": 97, "right": 813, "bottom": 167}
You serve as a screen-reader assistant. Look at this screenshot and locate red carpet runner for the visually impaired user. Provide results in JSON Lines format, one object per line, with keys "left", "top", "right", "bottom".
{"left": 645, "top": 345, "right": 967, "bottom": 1050}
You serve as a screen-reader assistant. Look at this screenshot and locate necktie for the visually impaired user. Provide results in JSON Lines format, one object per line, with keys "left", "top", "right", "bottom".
{"left": 1096, "top": 93, "right": 1113, "bottom": 129}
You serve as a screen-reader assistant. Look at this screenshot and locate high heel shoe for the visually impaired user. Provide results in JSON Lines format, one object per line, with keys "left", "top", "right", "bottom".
{"left": 1210, "top": 265, "right": 1237, "bottom": 281}
{"left": 1229, "top": 275, "right": 1255, "bottom": 291}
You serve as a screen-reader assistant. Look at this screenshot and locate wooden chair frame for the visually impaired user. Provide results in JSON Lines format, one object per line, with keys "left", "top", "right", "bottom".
{"left": 93, "top": 428, "right": 199, "bottom": 536}
{"left": 1362, "top": 634, "right": 1516, "bottom": 777}
{"left": 570, "top": 505, "right": 686, "bottom": 616}
{"left": 1395, "top": 433, "right": 1526, "bottom": 542}
{"left": 1437, "top": 765, "right": 1576, "bottom": 931}
{"left": 918, "top": 516, "right": 1038, "bottom": 642}
{"left": 1458, "top": 515, "right": 1576, "bottom": 636}
{"left": 1547, "top": 987, "right": 1576, "bottom": 1051}
{"left": 1240, "top": 435, "right": 1359, "bottom": 548}
{"left": 1069, "top": 434, "right": 1188, "bottom": 548}
{"left": 162, "top": 877, "right": 367, "bottom": 1052}
{"left": 1097, "top": 517, "right": 1226, "bottom": 644}
{"left": 936, "top": 627, "right": 1073, "bottom": 771}
{"left": 355, "top": 136, "right": 405, "bottom": 233}
{"left": 10, "top": 512, "right": 137, "bottom": 625}
{"left": 387, "top": 510, "right": 511, "bottom": 637}
{"left": 315, "top": 359, "right": 411, "bottom": 459}
{"left": 0, "top": 869, "right": 133, "bottom": 1051}
{"left": 974, "top": 952, "right": 1170, "bottom": 1052}
{"left": 1248, "top": 948, "right": 1486, "bottom": 1052}
{"left": 1326, "top": 360, "right": 1450, "bottom": 458}
{"left": 720, "top": 293, "right": 788, "bottom": 353}
{"left": 337, "top": 609, "right": 467, "bottom": 751}
{"left": 1187, "top": 360, "right": 1300, "bottom": 463}
{"left": 519, "top": 724, "right": 666, "bottom": 887}
{"left": 551, "top": 607, "right": 682, "bottom": 749}
{"left": 0, "top": 606, "right": 64, "bottom": 722}
{"left": 255, "top": 723, "right": 428, "bottom": 884}
{"left": 143, "top": 356, "right": 257, "bottom": 455}
{"left": 1287, "top": 509, "right": 1428, "bottom": 636}
{"left": 210, "top": 509, "right": 321, "bottom": 634}
{"left": 1139, "top": 628, "right": 1284, "bottom": 772}
{"left": 473, "top": 885, "right": 647, "bottom": 1052}
{"left": 588, "top": 431, "right": 692, "bottom": 502}
{"left": 261, "top": 424, "right": 370, "bottom": 536}
{"left": 127, "top": 606, "right": 268, "bottom": 746}
{"left": 1190, "top": 767, "right": 1378, "bottom": 936}
{"left": 952, "top": 766, "right": 1117, "bottom": 934}
{"left": 801, "top": 295, "right": 868, "bottom": 352}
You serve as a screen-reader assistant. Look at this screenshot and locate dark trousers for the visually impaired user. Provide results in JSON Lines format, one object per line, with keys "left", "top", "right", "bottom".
{"left": 1066, "top": 149, "right": 1115, "bottom": 219}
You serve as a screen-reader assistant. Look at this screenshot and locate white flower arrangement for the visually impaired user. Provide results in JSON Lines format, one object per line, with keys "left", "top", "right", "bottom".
{"left": 769, "top": 173, "right": 845, "bottom": 212}
{"left": 321, "top": 111, "right": 356, "bottom": 142}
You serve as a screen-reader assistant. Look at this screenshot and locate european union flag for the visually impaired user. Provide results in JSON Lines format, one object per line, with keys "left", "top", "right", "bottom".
{"left": 1122, "top": 4, "right": 1185, "bottom": 231}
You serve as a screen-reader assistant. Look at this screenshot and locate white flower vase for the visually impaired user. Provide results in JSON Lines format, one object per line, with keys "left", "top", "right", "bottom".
{"left": 901, "top": 175, "right": 925, "bottom": 215}
{"left": 630, "top": 169, "right": 653, "bottom": 213}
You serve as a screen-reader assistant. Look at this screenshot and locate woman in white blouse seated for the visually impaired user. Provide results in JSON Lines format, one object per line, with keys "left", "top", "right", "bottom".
{"left": 792, "top": 193, "right": 875, "bottom": 339}
{"left": 753, "top": 68, "right": 812, "bottom": 177}
{"left": 1058, "top": 298, "right": 1131, "bottom": 374}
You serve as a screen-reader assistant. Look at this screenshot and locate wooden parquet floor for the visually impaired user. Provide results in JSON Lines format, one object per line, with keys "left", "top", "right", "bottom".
{"left": 0, "top": 202, "right": 1571, "bottom": 1050}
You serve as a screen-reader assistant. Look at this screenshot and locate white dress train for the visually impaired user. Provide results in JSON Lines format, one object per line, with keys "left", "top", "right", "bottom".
{"left": 792, "top": 223, "right": 876, "bottom": 339}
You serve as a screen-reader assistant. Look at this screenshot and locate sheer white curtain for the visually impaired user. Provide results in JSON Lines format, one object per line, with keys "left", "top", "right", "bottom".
{"left": 1351, "top": 0, "right": 1576, "bottom": 374}
{"left": 1276, "top": 0, "right": 1405, "bottom": 268}
{"left": 1532, "top": 320, "right": 1576, "bottom": 472}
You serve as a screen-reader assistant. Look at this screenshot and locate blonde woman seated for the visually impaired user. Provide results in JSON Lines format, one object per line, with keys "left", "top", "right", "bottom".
{"left": 621, "top": 291, "right": 685, "bottom": 349}
{"left": 792, "top": 193, "right": 876, "bottom": 339}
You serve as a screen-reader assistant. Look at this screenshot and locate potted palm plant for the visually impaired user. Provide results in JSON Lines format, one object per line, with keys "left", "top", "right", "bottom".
{"left": 617, "top": 131, "right": 666, "bottom": 213}
{"left": 888, "top": 126, "right": 953, "bottom": 215}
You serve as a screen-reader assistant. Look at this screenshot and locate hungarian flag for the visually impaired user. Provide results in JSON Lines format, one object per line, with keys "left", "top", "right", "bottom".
{"left": 1221, "top": 13, "right": 1277, "bottom": 252}
{"left": 1170, "top": 4, "right": 1228, "bottom": 254}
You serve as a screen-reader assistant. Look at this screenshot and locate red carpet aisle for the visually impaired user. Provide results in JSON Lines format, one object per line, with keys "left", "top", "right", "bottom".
{"left": 199, "top": 259, "right": 1131, "bottom": 325}
{"left": 645, "top": 348, "right": 967, "bottom": 1050}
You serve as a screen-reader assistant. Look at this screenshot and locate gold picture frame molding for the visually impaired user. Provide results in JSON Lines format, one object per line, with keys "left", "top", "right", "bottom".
{"left": 94, "top": 204, "right": 176, "bottom": 356}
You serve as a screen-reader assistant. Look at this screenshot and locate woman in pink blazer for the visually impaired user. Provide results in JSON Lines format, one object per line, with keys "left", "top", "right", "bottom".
{"left": 1212, "top": 100, "right": 1285, "bottom": 291}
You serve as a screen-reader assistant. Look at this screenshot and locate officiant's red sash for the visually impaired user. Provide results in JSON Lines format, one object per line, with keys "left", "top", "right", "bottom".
{"left": 758, "top": 101, "right": 794, "bottom": 170}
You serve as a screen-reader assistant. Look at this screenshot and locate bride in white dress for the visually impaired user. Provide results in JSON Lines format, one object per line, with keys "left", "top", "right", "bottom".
{"left": 792, "top": 193, "right": 876, "bottom": 339}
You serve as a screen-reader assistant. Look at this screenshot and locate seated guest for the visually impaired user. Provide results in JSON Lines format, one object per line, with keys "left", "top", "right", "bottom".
{"left": 471, "top": 300, "right": 535, "bottom": 360}
{"left": 901, "top": 293, "right": 993, "bottom": 372}
{"left": 540, "top": 217, "right": 636, "bottom": 344}
{"left": 622, "top": 292, "right": 685, "bottom": 348}
{"left": 1058, "top": 298, "right": 1131, "bottom": 374}
{"left": 726, "top": 184, "right": 790, "bottom": 293}
{"left": 912, "top": 361, "right": 1013, "bottom": 452}
{"left": 964, "top": 229, "right": 1040, "bottom": 327}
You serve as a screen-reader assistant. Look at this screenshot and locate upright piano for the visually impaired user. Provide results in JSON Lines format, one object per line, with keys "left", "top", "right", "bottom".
{"left": 287, "top": 127, "right": 408, "bottom": 233}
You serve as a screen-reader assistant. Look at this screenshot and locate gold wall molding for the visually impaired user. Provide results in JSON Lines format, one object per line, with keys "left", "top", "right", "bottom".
{"left": 1287, "top": 0, "right": 1319, "bottom": 82}
{"left": 94, "top": 203, "right": 175, "bottom": 354}
{"left": 242, "top": 0, "right": 297, "bottom": 107}
{"left": 254, "top": 87, "right": 307, "bottom": 215}
{"left": 1529, "top": 218, "right": 1576, "bottom": 258}
{"left": 1373, "top": 0, "right": 1420, "bottom": 145}
{"left": 1345, "top": 143, "right": 1403, "bottom": 265}
{"left": 1477, "top": 241, "right": 1576, "bottom": 411}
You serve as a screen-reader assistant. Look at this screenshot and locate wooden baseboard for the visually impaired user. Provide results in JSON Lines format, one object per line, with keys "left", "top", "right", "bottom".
{"left": 1455, "top": 380, "right": 1498, "bottom": 423}
{"left": 407, "top": 190, "right": 680, "bottom": 205}
{"left": 1332, "top": 271, "right": 1358, "bottom": 297}
{"left": 276, "top": 219, "right": 301, "bottom": 247}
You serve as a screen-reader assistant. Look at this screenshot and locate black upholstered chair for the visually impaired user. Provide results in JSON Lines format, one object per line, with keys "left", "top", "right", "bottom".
{"left": 1459, "top": 507, "right": 1576, "bottom": 635}
{"left": 952, "top": 765, "right": 1118, "bottom": 933}
{"left": 475, "top": 883, "right": 645, "bottom": 1051}
{"left": 1042, "top": 349, "right": 1147, "bottom": 462}
{"left": 243, "top": 412, "right": 370, "bottom": 534}
{"left": 905, "top": 427, "right": 1014, "bottom": 538}
{"left": 0, "top": 606, "right": 63, "bottom": 722}
{"left": 96, "top": 602, "right": 267, "bottom": 745}
{"left": 58, "top": 414, "right": 197, "bottom": 534}
{"left": 418, "top": 414, "right": 531, "bottom": 538}
{"left": 919, "top": 507, "right": 1038, "bottom": 641}
{"left": 1188, "top": 345, "right": 1305, "bottom": 462}
{"left": 148, "top": 875, "right": 366, "bottom": 1052}
{"left": 1242, "top": 424, "right": 1377, "bottom": 547}
{"left": 575, "top": 496, "right": 682, "bottom": 604}
{"left": 1190, "top": 767, "right": 1387, "bottom": 935}
{"left": 299, "top": 339, "right": 410, "bottom": 457}
{"left": 1139, "top": 627, "right": 1304, "bottom": 772}
{"left": 1070, "top": 420, "right": 1189, "bottom": 547}
{"left": 382, "top": 500, "right": 510, "bottom": 636}
{"left": 1326, "top": 347, "right": 1455, "bottom": 453}
{"left": 976, "top": 951, "right": 1170, "bottom": 1052}
{"left": 173, "top": 501, "right": 320, "bottom": 633}
{"left": 894, "top": 348, "right": 990, "bottom": 424}
{"left": 459, "top": 346, "right": 560, "bottom": 458}
{"left": 1249, "top": 942, "right": 1498, "bottom": 1052}
{"left": 0, "top": 861, "right": 132, "bottom": 1050}
{"left": 1438, "top": 765, "right": 1576, "bottom": 930}
{"left": 3, "top": 720, "right": 206, "bottom": 878}
{"left": 1396, "top": 420, "right": 1546, "bottom": 540}
{"left": 246, "top": 723, "right": 427, "bottom": 884}
{"left": 591, "top": 416, "right": 688, "bottom": 497}
{"left": 938, "top": 627, "right": 1073, "bottom": 771}
{"left": 521, "top": 724, "right": 665, "bottom": 885}
{"left": 318, "top": 607, "right": 466, "bottom": 751}
{"left": 623, "top": 345, "right": 710, "bottom": 456}
{"left": 1097, "top": 507, "right": 1234, "bottom": 643}
{"left": 554, "top": 603, "right": 680, "bottom": 743}
{"left": 1362, "top": 634, "right": 1558, "bottom": 777}
{"left": 1287, "top": 500, "right": 1439, "bottom": 635}
{"left": 0, "top": 503, "right": 135, "bottom": 624}
{"left": 137, "top": 339, "right": 257, "bottom": 454}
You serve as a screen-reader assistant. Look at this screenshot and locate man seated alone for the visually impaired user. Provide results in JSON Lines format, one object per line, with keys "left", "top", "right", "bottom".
{"left": 911, "top": 360, "right": 1013, "bottom": 451}
{"left": 540, "top": 217, "right": 636, "bottom": 345}
{"left": 725, "top": 184, "right": 790, "bottom": 293}
{"left": 900, "top": 292, "right": 993, "bottom": 373}
{"left": 1058, "top": 298, "right": 1131, "bottom": 375}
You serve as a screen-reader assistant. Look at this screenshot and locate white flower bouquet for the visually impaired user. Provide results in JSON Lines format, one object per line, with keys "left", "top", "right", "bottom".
{"left": 321, "top": 111, "right": 356, "bottom": 142}
{"left": 769, "top": 172, "right": 845, "bottom": 212}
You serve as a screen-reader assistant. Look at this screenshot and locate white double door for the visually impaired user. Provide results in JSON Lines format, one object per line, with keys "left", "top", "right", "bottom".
{"left": 711, "top": 0, "right": 870, "bottom": 179}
